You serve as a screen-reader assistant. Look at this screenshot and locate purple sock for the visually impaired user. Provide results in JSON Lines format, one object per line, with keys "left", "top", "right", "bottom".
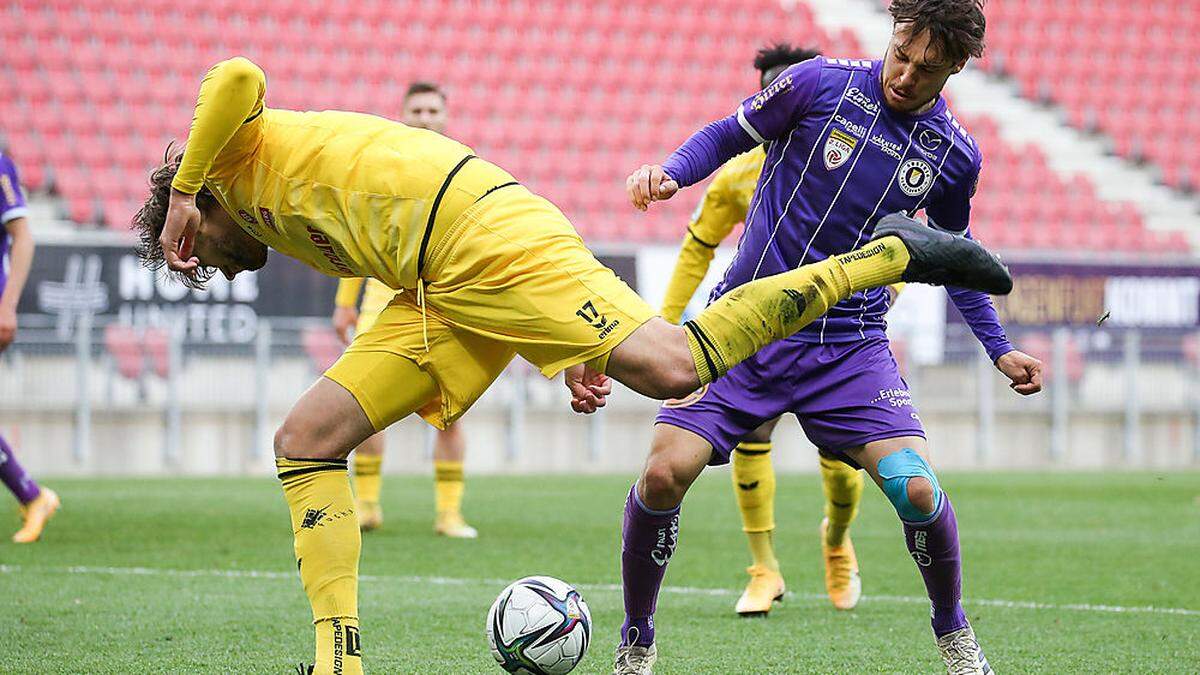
{"left": 619, "top": 483, "right": 679, "bottom": 647}
{"left": 904, "top": 495, "right": 968, "bottom": 637}
{"left": 0, "top": 434, "right": 41, "bottom": 505}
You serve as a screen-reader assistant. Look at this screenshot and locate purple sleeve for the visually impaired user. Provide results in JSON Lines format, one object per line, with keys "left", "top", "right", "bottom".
{"left": 929, "top": 155, "right": 1014, "bottom": 362}
{"left": 661, "top": 115, "right": 758, "bottom": 187}
{"left": 0, "top": 155, "right": 28, "bottom": 225}
{"left": 661, "top": 57, "right": 823, "bottom": 187}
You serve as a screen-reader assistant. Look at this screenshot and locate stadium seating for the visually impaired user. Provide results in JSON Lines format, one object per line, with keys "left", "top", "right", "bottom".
{"left": 977, "top": 0, "right": 1200, "bottom": 193}
{"left": 0, "top": 0, "right": 1185, "bottom": 253}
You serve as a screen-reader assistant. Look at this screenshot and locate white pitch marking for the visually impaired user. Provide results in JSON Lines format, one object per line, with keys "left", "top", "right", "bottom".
{"left": 2, "top": 564, "right": 1198, "bottom": 618}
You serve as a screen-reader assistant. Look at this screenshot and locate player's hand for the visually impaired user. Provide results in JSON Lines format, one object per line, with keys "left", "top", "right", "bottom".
{"left": 332, "top": 306, "right": 359, "bottom": 345}
{"left": 563, "top": 364, "right": 613, "bottom": 414}
{"left": 0, "top": 304, "right": 16, "bottom": 353}
{"left": 160, "top": 188, "right": 202, "bottom": 273}
{"left": 626, "top": 164, "right": 679, "bottom": 211}
{"left": 996, "top": 350, "right": 1042, "bottom": 395}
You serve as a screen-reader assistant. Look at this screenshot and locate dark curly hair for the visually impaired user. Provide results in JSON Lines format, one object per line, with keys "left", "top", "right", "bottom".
{"left": 753, "top": 43, "right": 821, "bottom": 76}
{"left": 888, "top": 0, "right": 987, "bottom": 64}
{"left": 132, "top": 143, "right": 221, "bottom": 290}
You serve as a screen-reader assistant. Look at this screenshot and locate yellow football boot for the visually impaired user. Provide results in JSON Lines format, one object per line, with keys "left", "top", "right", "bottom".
{"left": 12, "top": 487, "right": 60, "bottom": 544}
{"left": 735, "top": 564, "right": 786, "bottom": 616}
{"left": 435, "top": 512, "right": 478, "bottom": 539}
{"left": 356, "top": 499, "right": 383, "bottom": 532}
{"left": 820, "top": 517, "right": 862, "bottom": 610}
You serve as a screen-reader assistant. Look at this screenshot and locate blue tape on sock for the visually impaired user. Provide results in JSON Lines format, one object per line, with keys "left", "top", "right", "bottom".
{"left": 877, "top": 448, "right": 941, "bottom": 522}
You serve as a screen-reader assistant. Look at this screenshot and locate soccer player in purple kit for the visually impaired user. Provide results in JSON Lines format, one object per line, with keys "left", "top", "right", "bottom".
{"left": 614, "top": 2, "right": 1041, "bottom": 674}
{"left": 0, "top": 150, "right": 60, "bottom": 543}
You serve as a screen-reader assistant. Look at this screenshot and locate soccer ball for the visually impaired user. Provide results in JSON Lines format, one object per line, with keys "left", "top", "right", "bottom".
{"left": 486, "top": 576, "right": 592, "bottom": 674}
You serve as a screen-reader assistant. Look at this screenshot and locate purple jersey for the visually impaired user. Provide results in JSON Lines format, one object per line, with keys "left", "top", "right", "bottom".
{"left": 663, "top": 57, "right": 1011, "bottom": 360}
{"left": 0, "top": 152, "right": 29, "bottom": 293}
{"left": 725, "top": 56, "right": 981, "bottom": 341}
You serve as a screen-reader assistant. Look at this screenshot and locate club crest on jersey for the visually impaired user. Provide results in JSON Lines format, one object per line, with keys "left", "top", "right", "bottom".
{"left": 824, "top": 128, "right": 858, "bottom": 171}
{"left": 897, "top": 158, "right": 933, "bottom": 196}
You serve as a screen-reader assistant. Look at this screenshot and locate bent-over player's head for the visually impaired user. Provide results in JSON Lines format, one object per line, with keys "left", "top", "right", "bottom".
{"left": 133, "top": 145, "right": 268, "bottom": 289}
{"left": 402, "top": 82, "right": 448, "bottom": 134}
{"left": 882, "top": 0, "right": 986, "bottom": 114}
{"left": 754, "top": 43, "right": 821, "bottom": 90}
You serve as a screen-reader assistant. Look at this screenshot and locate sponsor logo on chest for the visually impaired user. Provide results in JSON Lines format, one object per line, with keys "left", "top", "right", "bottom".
{"left": 843, "top": 86, "right": 881, "bottom": 115}
{"left": 869, "top": 133, "right": 904, "bottom": 161}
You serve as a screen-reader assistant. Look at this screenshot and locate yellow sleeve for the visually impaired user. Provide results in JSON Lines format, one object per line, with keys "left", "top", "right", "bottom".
{"left": 335, "top": 278, "right": 365, "bottom": 308}
{"left": 171, "top": 57, "right": 267, "bottom": 194}
{"left": 660, "top": 169, "right": 741, "bottom": 324}
{"left": 660, "top": 234, "right": 718, "bottom": 324}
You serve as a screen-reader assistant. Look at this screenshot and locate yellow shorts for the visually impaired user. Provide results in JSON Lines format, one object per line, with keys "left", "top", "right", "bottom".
{"left": 355, "top": 279, "right": 396, "bottom": 334}
{"left": 326, "top": 185, "right": 655, "bottom": 430}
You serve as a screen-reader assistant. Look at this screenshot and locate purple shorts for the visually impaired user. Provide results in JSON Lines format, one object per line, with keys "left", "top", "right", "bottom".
{"left": 656, "top": 336, "right": 924, "bottom": 466}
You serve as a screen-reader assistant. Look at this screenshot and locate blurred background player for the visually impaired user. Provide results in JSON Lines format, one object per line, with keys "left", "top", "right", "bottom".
{"left": 0, "top": 150, "right": 59, "bottom": 543}
{"left": 618, "top": 2, "right": 1037, "bottom": 673}
{"left": 660, "top": 42, "right": 877, "bottom": 617}
{"left": 332, "top": 82, "right": 477, "bottom": 539}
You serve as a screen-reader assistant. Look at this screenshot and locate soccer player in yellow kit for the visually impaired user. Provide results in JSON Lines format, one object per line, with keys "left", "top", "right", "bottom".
{"left": 137, "top": 56, "right": 1010, "bottom": 673}
{"left": 331, "top": 82, "right": 477, "bottom": 539}
{"left": 661, "top": 44, "right": 897, "bottom": 615}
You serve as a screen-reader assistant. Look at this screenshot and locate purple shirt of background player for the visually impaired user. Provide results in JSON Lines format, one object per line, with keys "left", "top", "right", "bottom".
{"left": 662, "top": 56, "right": 1012, "bottom": 360}
{"left": 0, "top": 152, "right": 29, "bottom": 291}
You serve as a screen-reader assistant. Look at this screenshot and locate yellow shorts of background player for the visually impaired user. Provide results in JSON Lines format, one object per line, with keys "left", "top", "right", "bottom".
{"left": 355, "top": 279, "right": 395, "bottom": 334}
{"left": 326, "top": 181, "right": 655, "bottom": 432}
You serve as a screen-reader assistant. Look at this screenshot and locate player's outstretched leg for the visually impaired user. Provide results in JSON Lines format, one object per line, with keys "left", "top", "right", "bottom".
{"left": 351, "top": 433, "right": 386, "bottom": 532}
{"left": 818, "top": 450, "right": 864, "bottom": 610}
{"left": 1, "top": 434, "right": 59, "bottom": 544}
{"left": 614, "top": 425, "right": 712, "bottom": 675}
{"left": 277, "top": 355, "right": 442, "bottom": 675}
{"left": 731, "top": 420, "right": 785, "bottom": 617}
{"left": 605, "top": 218, "right": 1010, "bottom": 401}
{"left": 849, "top": 438, "right": 991, "bottom": 675}
{"left": 433, "top": 423, "right": 477, "bottom": 538}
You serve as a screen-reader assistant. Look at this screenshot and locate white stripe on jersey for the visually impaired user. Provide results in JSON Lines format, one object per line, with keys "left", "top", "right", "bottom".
{"left": 736, "top": 106, "right": 766, "bottom": 144}
{"left": 807, "top": 105, "right": 884, "bottom": 343}
{"left": 749, "top": 72, "right": 858, "bottom": 283}
{"left": 849, "top": 120, "right": 920, "bottom": 339}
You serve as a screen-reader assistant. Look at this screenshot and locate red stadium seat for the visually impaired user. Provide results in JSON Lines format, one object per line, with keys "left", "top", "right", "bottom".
{"left": 104, "top": 324, "right": 145, "bottom": 381}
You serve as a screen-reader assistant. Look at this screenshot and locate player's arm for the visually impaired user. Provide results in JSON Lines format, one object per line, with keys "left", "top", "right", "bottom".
{"left": 162, "top": 57, "right": 267, "bottom": 273}
{"left": 660, "top": 169, "right": 741, "bottom": 323}
{"left": 0, "top": 159, "right": 31, "bottom": 353}
{"left": 332, "top": 278, "right": 365, "bottom": 345}
{"left": 927, "top": 158, "right": 1042, "bottom": 395}
{"left": 627, "top": 59, "right": 822, "bottom": 210}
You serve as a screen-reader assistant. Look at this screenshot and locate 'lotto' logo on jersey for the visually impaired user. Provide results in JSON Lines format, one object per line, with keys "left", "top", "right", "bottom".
{"left": 750, "top": 74, "right": 793, "bottom": 111}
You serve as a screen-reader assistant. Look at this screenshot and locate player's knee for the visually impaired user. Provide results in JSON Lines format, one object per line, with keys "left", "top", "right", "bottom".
{"left": 877, "top": 448, "right": 942, "bottom": 522}
{"left": 650, "top": 343, "right": 702, "bottom": 399}
{"left": 905, "top": 477, "right": 936, "bottom": 515}
{"left": 273, "top": 418, "right": 346, "bottom": 461}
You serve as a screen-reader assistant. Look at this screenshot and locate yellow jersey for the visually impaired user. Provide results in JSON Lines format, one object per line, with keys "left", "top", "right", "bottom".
{"left": 660, "top": 146, "right": 766, "bottom": 323}
{"left": 173, "top": 57, "right": 513, "bottom": 290}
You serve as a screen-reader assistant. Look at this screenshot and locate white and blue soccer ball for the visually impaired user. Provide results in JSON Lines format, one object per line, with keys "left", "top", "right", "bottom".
{"left": 486, "top": 575, "right": 592, "bottom": 674}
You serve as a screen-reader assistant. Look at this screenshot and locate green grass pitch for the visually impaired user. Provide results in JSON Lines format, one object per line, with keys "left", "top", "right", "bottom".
{"left": 2, "top": 470, "right": 1198, "bottom": 673}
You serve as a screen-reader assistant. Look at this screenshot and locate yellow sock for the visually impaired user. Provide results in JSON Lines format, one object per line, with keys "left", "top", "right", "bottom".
{"left": 277, "top": 458, "right": 363, "bottom": 675}
{"left": 819, "top": 454, "right": 863, "bottom": 548}
{"left": 685, "top": 238, "right": 910, "bottom": 383}
{"left": 352, "top": 454, "right": 383, "bottom": 504}
{"left": 434, "top": 460, "right": 465, "bottom": 518}
{"left": 732, "top": 442, "right": 778, "bottom": 573}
